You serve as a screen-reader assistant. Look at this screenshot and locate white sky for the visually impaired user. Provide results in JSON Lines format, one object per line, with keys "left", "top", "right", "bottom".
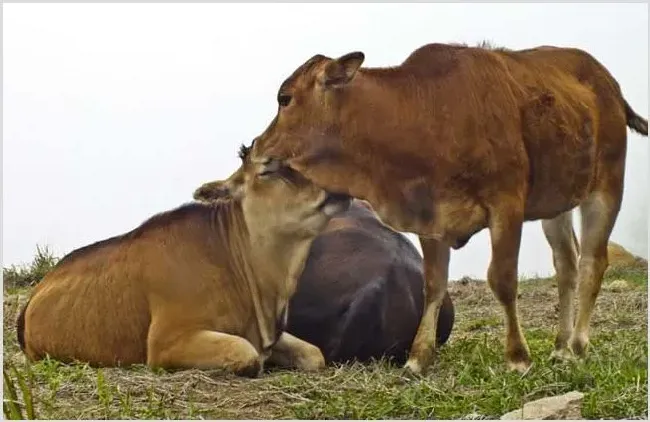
{"left": 3, "top": 3, "right": 648, "bottom": 280}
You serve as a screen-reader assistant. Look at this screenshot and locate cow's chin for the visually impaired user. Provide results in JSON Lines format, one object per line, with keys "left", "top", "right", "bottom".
{"left": 317, "top": 192, "right": 352, "bottom": 217}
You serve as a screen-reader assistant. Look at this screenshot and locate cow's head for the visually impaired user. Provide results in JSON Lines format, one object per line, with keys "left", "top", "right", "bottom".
{"left": 248, "top": 52, "right": 376, "bottom": 199}
{"left": 194, "top": 143, "right": 351, "bottom": 237}
{"left": 258, "top": 51, "right": 365, "bottom": 142}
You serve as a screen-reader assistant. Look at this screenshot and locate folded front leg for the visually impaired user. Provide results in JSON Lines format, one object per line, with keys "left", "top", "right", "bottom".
{"left": 268, "top": 332, "right": 325, "bottom": 371}
{"left": 147, "top": 329, "right": 262, "bottom": 377}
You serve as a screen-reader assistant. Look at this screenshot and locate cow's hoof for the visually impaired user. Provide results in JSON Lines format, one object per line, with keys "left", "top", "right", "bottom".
{"left": 505, "top": 343, "right": 532, "bottom": 374}
{"left": 569, "top": 335, "right": 589, "bottom": 359}
{"left": 506, "top": 359, "right": 533, "bottom": 374}
{"left": 549, "top": 347, "right": 575, "bottom": 362}
{"left": 402, "top": 358, "right": 425, "bottom": 377}
{"left": 234, "top": 359, "right": 263, "bottom": 378}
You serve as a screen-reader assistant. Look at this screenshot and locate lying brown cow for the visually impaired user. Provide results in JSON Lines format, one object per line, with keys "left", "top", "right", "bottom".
{"left": 244, "top": 42, "right": 648, "bottom": 374}
{"left": 194, "top": 181, "right": 455, "bottom": 364}
{"left": 607, "top": 241, "right": 643, "bottom": 268}
{"left": 16, "top": 144, "right": 351, "bottom": 376}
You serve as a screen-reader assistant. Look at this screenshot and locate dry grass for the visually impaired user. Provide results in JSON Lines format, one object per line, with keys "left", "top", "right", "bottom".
{"left": 3, "top": 255, "right": 648, "bottom": 419}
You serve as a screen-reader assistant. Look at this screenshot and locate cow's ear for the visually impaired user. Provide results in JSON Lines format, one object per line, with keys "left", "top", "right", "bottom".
{"left": 193, "top": 180, "right": 230, "bottom": 202}
{"left": 320, "top": 51, "right": 365, "bottom": 87}
{"left": 193, "top": 179, "right": 243, "bottom": 202}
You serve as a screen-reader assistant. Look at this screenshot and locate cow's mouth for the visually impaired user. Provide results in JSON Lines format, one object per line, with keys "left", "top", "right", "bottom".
{"left": 318, "top": 192, "right": 352, "bottom": 213}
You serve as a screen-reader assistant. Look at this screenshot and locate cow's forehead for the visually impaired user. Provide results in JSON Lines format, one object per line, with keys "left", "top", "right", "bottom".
{"left": 279, "top": 54, "right": 328, "bottom": 92}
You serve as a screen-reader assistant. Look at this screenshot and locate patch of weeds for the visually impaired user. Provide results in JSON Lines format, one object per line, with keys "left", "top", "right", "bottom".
{"left": 3, "top": 362, "right": 36, "bottom": 420}
{"left": 3, "top": 245, "right": 59, "bottom": 290}
{"left": 604, "top": 262, "right": 648, "bottom": 287}
{"left": 138, "top": 388, "right": 177, "bottom": 419}
{"left": 465, "top": 316, "right": 502, "bottom": 332}
{"left": 96, "top": 370, "right": 115, "bottom": 418}
{"left": 30, "top": 357, "right": 64, "bottom": 413}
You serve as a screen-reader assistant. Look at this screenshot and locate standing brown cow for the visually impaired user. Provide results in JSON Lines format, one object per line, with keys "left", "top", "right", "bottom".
{"left": 245, "top": 42, "right": 648, "bottom": 374}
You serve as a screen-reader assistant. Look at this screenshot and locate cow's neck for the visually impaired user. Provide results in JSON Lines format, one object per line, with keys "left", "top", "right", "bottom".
{"left": 248, "top": 234, "right": 314, "bottom": 350}
{"left": 223, "top": 206, "right": 314, "bottom": 349}
{"left": 293, "top": 74, "right": 451, "bottom": 235}
{"left": 245, "top": 232, "right": 314, "bottom": 300}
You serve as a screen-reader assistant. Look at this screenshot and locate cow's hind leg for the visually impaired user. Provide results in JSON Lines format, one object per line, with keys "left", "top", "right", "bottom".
{"left": 404, "top": 237, "right": 450, "bottom": 375}
{"left": 147, "top": 329, "right": 262, "bottom": 377}
{"left": 570, "top": 189, "right": 622, "bottom": 358}
{"left": 267, "top": 332, "right": 325, "bottom": 371}
{"left": 542, "top": 211, "right": 579, "bottom": 361}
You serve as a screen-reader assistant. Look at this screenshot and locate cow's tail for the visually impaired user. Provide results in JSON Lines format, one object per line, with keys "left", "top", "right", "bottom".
{"left": 16, "top": 299, "right": 30, "bottom": 352}
{"left": 572, "top": 226, "right": 580, "bottom": 258}
{"left": 625, "top": 99, "right": 648, "bottom": 136}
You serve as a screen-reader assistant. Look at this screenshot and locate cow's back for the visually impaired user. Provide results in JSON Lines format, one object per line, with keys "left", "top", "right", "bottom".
{"left": 394, "top": 44, "right": 625, "bottom": 221}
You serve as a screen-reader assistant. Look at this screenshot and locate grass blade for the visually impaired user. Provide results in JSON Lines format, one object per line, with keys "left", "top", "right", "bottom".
{"left": 3, "top": 365, "right": 24, "bottom": 420}
{"left": 12, "top": 364, "right": 35, "bottom": 419}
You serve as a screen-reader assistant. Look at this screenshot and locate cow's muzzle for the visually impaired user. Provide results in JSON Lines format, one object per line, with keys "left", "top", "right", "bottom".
{"left": 318, "top": 192, "right": 352, "bottom": 212}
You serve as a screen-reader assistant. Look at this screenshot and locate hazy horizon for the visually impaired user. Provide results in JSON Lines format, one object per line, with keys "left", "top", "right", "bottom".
{"left": 3, "top": 3, "right": 648, "bottom": 280}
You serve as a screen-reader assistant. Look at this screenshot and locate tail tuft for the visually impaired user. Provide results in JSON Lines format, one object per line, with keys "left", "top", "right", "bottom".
{"left": 16, "top": 299, "right": 30, "bottom": 352}
{"left": 625, "top": 100, "right": 648, "bottom": 136}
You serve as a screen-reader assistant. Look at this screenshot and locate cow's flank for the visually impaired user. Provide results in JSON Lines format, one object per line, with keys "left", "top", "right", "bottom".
{"left": 249, "top": 42, "right": 648, "bottom": 374}
{"left": 18, "top": 147, "right": 351, "bottom": 376}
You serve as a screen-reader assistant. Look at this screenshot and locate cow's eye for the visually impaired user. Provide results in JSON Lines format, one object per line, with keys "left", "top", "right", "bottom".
{"left": 277, "top": 93, "right": 292, "bottom": 107}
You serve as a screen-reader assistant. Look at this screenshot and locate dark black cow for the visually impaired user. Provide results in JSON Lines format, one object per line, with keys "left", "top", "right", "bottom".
{"left": 287, "top": 200, "right": 455, "bottom": 364}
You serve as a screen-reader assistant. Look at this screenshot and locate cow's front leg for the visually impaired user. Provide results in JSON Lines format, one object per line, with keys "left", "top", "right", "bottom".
{"left": 404, "top": 237, "right": 450, "bottom": 375}
{"left": 267, "top": 332, "right": 325, "bottom": 371}
{"left": 147, "top": 328, "right": 263, "bottom": 377}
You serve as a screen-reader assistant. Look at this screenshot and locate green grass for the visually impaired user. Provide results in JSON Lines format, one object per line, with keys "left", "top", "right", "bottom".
{"left": 3, "top": 247, "right": 648, "bottom": 419}
{"left": 603, "top": 258, "right": 648, "bottom": 287}
{"left": 274, "top": 328, "right": 647, "bottom": 419}
{"left": 2, "top": 245, "right": 59, "bottom": 291}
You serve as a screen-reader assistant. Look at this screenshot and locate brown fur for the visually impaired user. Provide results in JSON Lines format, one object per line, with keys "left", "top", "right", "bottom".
{"left": 607, "top": 241, "right": 642, "bottom": 267}
{"left": 18, "top": 149, "right": 352, "bottom": 376}
{"left": 248, "top": 42, "right": 648, "bottom": 374}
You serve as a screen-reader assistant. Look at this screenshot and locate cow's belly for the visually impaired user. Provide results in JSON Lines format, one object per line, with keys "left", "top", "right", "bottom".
{"left": 374, "top": 195, "right": 488, "bottom": 247}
